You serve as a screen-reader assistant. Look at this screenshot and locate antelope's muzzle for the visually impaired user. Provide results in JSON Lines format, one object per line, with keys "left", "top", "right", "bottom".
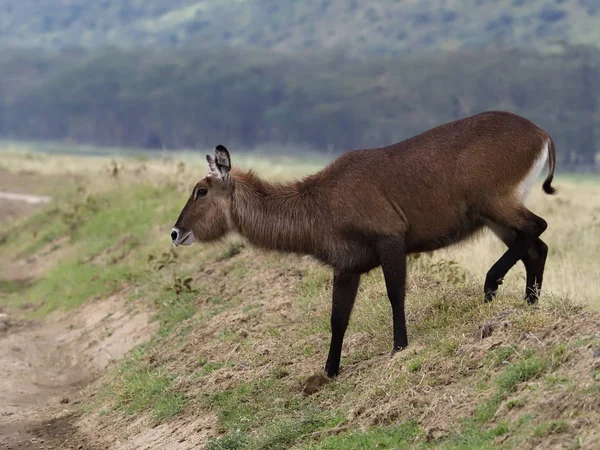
{"left": 171, "top": 227, "right": 195, "bottom": 247}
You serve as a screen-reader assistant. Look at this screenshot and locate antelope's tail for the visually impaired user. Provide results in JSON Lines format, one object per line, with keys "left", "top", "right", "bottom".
{"left": 542, "top": 138, "right": 557, "bottom": 195}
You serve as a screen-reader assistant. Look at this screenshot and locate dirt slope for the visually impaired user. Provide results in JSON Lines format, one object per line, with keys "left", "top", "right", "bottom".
{"left": 0, "top": 291, "right": 156, "bottom": 449}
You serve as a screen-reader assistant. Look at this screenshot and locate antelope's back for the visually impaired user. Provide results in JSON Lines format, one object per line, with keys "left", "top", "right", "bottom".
{"left": 320, "top": 111, "right": 551, "bottom": 241}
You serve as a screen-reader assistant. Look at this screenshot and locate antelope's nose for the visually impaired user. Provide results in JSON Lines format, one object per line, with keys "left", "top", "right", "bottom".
{"left": 171, "top": 226, "right": 195, "bottom": 247}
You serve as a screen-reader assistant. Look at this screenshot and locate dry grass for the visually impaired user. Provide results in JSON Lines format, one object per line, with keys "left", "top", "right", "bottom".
{"left": 0, "top": 141, "right": 329, "bottom": 183}
{"left": 432, "top": 180, "right": 600, "bottom": 309}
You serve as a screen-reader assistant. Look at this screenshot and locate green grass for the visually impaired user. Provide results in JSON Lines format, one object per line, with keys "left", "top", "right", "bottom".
{"left": 1, "top": 180, "right": 187, "bottom": 314}
{"left": 200, "top": 361, "right": 231, "bottom": 375}
{"left": 505, "top": 397, "right": 527, "bottom": 409}
{"left": 432, "top": 422, "right": 511, "bottom": 450}
{"left": 216, "top": 240, "right": 246, "bottom": 262}
{"left": 474, "top": 391, "right": 505, "bottom": 424}
{"left": 204, "top": 376, "right": 344, "bottom": 450}
{"left": 495, "top": 355, "right": 550, "bottom": 393}
{"left": 23, "top": 260, "right": 135, "bottom": 313}
{"left": 485, "top": 346, "right": 517, "bottom": 367}
{"left": 105, "top": 346, "right": 188, "bottom": 422}
{"left": 533, "top": 420, "right": 569, "bottom": 438}
{"left": 0, "top": 278, "right": 31, "bottom": 294}
{"left": 474, "top": 349, "right": 564, "bottom": 424}
{"left": 303, "top": 420, "right": 516, "bottom": 449}
{"left": 206, "top": 430, "right": 249, "bottom": 450}
{"left": 308, "top": 420, "right": 420, "bottom": 450}
{"left": 407, "top": 357, "right": 423, "bottom": 373}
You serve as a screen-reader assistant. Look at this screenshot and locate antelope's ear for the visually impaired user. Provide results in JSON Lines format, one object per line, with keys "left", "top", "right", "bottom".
{"left": 206, "top": 144, "right": 231, "bottom": 179}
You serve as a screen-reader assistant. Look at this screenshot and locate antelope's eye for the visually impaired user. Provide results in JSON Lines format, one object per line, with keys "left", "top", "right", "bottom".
{"left": 194, "top": 187, "right": 208, "bottom": 199}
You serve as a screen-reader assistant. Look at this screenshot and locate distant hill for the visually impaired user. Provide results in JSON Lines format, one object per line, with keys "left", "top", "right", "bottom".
{"left": 1, "top": 44, "right": 599, "bottom": 168}
{"left": 0, "top": 0, "right": 599, "bottom": 54}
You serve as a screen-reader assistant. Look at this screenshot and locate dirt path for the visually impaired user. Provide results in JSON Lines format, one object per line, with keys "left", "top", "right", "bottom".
{"left": 0, "top": 192, "right": 52, "bottom": 204}
{"left": 0, "top": 294, "right": 156, "bottom": 449}
{"left": 0, "top": 191, "right": 52, "bottom": 223}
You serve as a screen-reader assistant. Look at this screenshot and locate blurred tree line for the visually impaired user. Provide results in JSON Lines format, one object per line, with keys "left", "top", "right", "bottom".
{"left": 0, "top": 44, "right": 598, "bottom": 169}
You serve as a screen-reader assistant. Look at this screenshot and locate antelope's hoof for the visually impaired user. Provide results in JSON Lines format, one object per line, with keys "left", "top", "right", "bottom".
{"left": 484, "top": 277, "right": 503, "bottom": 302}
{"left": 391, "top": 346, "right": 407, "bottom": 356}
{"left": 484, "top": 289, "right": 497, "bottom": 303}
{"left": 324, "top": 359, "right": 340, "bottom": 378}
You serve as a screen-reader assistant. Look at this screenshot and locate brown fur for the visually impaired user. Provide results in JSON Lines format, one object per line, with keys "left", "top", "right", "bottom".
{"left": 172, "top": 110, "right": 558, "bottom": 377}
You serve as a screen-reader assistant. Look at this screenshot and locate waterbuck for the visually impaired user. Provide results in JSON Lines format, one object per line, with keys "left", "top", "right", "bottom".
{"left": 171, "top": 111, "right": 557, "bottom": 377}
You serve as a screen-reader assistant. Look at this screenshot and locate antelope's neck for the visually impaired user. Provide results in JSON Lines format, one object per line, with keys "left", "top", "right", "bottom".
{"left": 229, "top": 171, "right": 323, "bottom": 255}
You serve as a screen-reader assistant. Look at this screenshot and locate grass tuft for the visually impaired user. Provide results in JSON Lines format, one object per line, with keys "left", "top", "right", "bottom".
{"left": 107, "top": 347, "right": 188, "bottom": 422}
{"left": 309, "top": 420, "right": 420, "bottom": 450}
{"left": 533, "top": 420, "right": 569, "bottom": 438}
{"left": 495, "top": 355, "right": 549, "bottom": 393}
{"left": 474, "top": 349, "right": 564, "bottom": 424}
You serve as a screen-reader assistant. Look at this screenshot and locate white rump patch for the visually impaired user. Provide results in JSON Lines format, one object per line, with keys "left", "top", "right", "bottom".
{"left": 516, "top": 141, "right": 549, "bottom": 203}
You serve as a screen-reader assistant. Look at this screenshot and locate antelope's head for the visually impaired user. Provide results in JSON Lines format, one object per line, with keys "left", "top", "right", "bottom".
{"left": 171, "top": 145, "right": 233, "bottom": 246}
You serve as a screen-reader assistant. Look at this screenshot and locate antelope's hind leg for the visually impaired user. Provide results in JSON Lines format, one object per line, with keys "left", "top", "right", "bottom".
{"left": 521, "top": 238, "right": 548, "bottom": 303}
{"left": 484, "top": 210, "right": 548, "bottom": 303}
{"left": 376, "top": 237, "right": 409, "bottom": 354}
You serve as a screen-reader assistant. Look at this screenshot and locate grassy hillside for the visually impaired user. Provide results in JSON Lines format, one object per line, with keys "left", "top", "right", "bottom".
{"left": 0, "top": 0, "right": 599, "bottom": 54}
{"left": 1, "top": 151, "right": 599, "bottom": 448}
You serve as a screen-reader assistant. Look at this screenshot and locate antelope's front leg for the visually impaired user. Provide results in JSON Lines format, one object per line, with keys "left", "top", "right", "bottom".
{"left": 324, "top": 272, "right": 361, "bottom": 378}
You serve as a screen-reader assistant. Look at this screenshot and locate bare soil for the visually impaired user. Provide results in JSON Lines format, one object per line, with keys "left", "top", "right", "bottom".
{"left": 0, "top": 292, "right": 156, "bottom": 449}
{"left": 0, "top": 167, "right": 77, "bottom": 196}
{"left": 0, "top": 165, "right": 81, "bottom": 223}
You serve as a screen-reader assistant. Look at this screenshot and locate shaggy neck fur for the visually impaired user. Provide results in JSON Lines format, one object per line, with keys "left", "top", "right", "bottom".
{"left": 229, "top": 169, "right": 327, "bottom": 255}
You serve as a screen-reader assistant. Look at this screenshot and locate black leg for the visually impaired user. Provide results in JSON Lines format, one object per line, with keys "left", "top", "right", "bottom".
{"left": 376, "top": 237, "right": 409, "bottom": 353}
{"left": 484, "top": 210, "right": 547, "bottom": 302}
{"left": 522, "top": 238, "right": 548, "bottom": 304}
{"left": 324, "top": 272, "right": 361, "bottom": 378}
